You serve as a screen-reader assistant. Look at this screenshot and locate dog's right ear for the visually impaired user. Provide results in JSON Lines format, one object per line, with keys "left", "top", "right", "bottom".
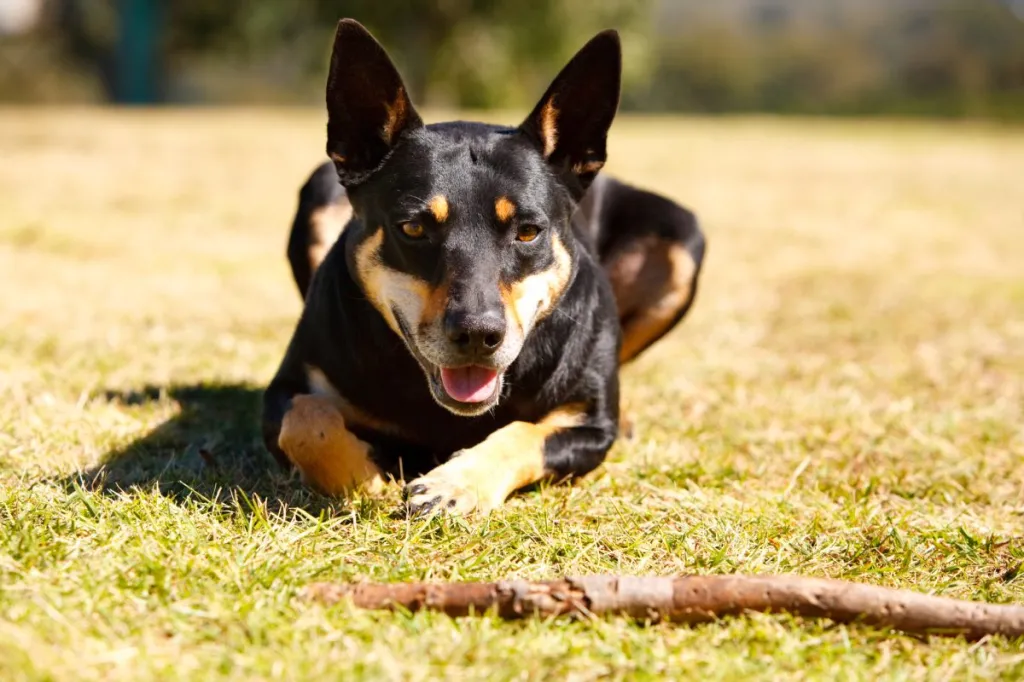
{"left": 325, "top": 19, "right": 423, "bottom": 186}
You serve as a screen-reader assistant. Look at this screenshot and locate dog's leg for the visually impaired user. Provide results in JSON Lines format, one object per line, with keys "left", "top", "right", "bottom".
{"left": 594, "top": 185, "right": 705, "bottom": 365}
{"left": 404, "top": 404, "right": 615, "bottom": 516}
{"left": 611, "top": 236, "right": 700, "bottom": 363}
{"left": 580, "top": 181, "right": 704, "bottom": 440}
{"left": 277, "top": 394, "right": 385, "bottom": 495}
{"left": 263, "top": 378, "right": 385, "bottom": 495}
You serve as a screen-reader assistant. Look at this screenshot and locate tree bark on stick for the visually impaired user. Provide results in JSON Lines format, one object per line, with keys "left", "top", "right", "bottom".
{"left": 301, "top": 574, "right": 1024, "bottom": 640}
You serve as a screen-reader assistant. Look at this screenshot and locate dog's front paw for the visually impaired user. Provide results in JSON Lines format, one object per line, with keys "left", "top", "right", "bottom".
{"left": 404, "top": 476, "right": 481, "bottom": 517}
{"left": 403, "top": 459, "right": 498, "bottom": 517}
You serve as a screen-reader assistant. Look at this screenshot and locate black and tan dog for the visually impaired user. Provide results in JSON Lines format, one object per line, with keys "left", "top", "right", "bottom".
{"left": 262, "top": 19, "right": 705, "bottom": 515}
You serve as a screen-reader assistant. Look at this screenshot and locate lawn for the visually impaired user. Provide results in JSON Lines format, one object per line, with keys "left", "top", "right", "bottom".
{"left": 1, "top": 108, "right": 1022, "bottom": 680}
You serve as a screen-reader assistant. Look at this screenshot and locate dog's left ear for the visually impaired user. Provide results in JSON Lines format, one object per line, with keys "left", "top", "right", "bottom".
{"left": 520, "top": 30, "right": 621, "bottom": 197}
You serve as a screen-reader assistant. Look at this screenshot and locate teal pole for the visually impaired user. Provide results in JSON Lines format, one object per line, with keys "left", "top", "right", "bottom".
{"left": 115, "top": 0, "right": 160, "bottom": 103}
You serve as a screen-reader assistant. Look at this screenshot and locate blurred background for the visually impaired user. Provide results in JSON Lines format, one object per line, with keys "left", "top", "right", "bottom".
{"left": 1, "top": 0, "right": 1023, "bottom": 119}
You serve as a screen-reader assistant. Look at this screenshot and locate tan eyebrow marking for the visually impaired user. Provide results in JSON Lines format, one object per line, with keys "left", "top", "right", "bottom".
{"left": 495, "top": 196, "right": 516, "bottom": 222}
{"left": 429, "top": 195, "right": 449, "bottom": 223}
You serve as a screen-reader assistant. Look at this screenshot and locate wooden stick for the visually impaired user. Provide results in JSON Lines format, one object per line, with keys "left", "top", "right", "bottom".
{"left": 301, "top": 574, "right": 1024, "bottom": 640}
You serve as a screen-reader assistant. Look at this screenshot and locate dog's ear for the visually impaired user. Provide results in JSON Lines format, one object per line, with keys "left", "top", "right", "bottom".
{"left": 325, "top": 19, "right": 423, "bottom": 186}
{"left": 520, "top": 30, "right": 621, "bottom": 196}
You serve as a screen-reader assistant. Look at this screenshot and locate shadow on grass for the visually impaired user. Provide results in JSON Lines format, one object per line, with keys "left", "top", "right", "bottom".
{"left": 59, "top": 382, "right": 348, "bottom": 516}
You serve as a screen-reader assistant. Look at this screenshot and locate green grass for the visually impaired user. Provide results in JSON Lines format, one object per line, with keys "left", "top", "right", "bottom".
{"left": 1, "top": 108, "right": 1023, "bottom": 680}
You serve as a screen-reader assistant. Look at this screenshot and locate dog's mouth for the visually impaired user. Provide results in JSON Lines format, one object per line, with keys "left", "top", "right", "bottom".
{"left": 425, "top": 364, "right": 503, "bottom": 416}
{"left": 438, "top": 365, "right": 500, "bottom": 404}
{"left": 394, "top": 314, "right": 507, "bottom": 416}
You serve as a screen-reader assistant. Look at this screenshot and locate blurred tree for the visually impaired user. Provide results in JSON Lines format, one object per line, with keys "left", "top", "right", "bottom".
{"left": 634, "top": 0, "right": 1024, "bottom": 118}
{"left": 31, "top": 0, "right": 651, "bottom": 107}
{"left": 2, "top": 0, "right": 1022, "bottom": 119}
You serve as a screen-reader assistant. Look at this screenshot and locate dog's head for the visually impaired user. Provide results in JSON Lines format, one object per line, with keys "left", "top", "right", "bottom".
{"left": 325, "top": 19, "right": 620, "bottom": 416}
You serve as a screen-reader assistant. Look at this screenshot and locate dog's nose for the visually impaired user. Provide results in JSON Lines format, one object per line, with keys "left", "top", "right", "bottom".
{"left": 444, "top": 309, "right": 506, "bottom": 356}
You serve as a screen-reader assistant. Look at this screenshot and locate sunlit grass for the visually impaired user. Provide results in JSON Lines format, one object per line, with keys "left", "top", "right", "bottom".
{"left": 1, "top": 108, "right": 1022, "bottom": 680}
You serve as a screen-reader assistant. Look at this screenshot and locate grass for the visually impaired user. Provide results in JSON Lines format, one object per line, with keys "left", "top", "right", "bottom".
{"left": 1, "top": 107, "right": 1022, "bottom": 680}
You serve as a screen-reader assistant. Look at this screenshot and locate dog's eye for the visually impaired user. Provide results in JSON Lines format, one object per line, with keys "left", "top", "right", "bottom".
{"left": 400, "top": 222, "right": 426, "bottom": 239}
{"left": 516, "top": 225, "right": 541, "bottom": 243}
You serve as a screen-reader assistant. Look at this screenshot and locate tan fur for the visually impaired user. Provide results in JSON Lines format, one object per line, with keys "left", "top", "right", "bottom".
{"left": 405, "top": 404, "right": 587, "bottom": 514}
{"left": 495, "top": 196, "right": 516, "bottom": 222}
{"left": 420, "top": 279, "right": 450, "bottom": 328}
{"left": 609, "top": 239, "right": 697, "bottom": 363}
{"left": 428, "top": 195, "right": 449, "bottom": 223}
{"left": 540, "top": 100, "right": 559, "bottom": 159}
{"left": 502, "top": 234, "right": 573, "bottom": 341}
{"left": 381, "top": 88, "right": 409, "bottom": 144}
{"left": 354, "top": 227, "right": 431, "bottom": 339}
{"left": 307, "top": 201, "right": 352, "bottom": 276}
{"left": 277, "top": 394, "right": 385, "bottom": 496}
{"left": 571, "top": 160, "right": 605, "bottom": 176}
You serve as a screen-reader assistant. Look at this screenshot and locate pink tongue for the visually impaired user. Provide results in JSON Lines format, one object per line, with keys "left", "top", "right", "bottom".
{"left": 440, "top": 366, "right": 499, "bottom": 403}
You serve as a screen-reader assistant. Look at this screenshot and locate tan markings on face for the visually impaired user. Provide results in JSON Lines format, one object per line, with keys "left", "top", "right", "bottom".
{"left": 420, "top": 279, "right": 450, "bottom": 328}
{"left": 502, "top": 234, "right": 573, "bottom": 339}
{"left": 612, "top": 240, "right": 698, "bottom": 364}
{"left": 381, "top": 87, "right": 409, "bottom": 144}
{"left": 307, "top": 199, "right": 353, "bottom": 275}
{"left": 404, "top": 403, "right": 587, "bottom": 514}
{"left": 306, "top": 366, "right": 406, "bottom": 437}
{"left": 354, "top": 227, "right": 430, "bottom": 339}
{"left": 278, "top": 393, "right": 385, "bottom": 496}
{"left": 428, "top": 195, "right": 449, "bottom": 223}
{"left": 329, "top": 152, "right": 347, "bottom": 164}
{"left": 495, "top": 196, "right": 516, "bottom": 223}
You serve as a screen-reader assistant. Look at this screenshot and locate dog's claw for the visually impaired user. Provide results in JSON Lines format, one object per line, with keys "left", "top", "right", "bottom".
{"left": 405, "top": 483, "right": 427, "bottom": 498}
{"left": 403, "top": 473, "right": 486, "bottom": 516}
{"left": 408, "top": 495, "right": 442, "bottom": 516}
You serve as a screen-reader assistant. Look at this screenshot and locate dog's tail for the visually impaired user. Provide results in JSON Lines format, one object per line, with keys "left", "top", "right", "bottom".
{"left": 287, "top": 161, "right": 352, "bottom": 299}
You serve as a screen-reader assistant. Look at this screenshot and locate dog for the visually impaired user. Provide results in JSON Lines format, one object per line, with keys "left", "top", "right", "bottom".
{"left": 261, "top": 19, "right": 705, "bottom": 516}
